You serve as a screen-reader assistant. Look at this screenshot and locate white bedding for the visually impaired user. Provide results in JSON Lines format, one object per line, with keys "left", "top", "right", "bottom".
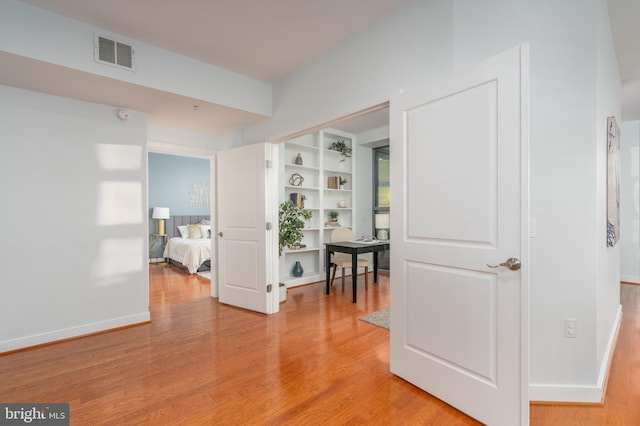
{"left": 163, "top": 237, "right": 212, "bottom": 274}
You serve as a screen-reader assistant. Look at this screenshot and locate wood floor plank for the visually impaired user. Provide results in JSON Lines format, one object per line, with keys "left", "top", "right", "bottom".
{"left": 1, "top": 265, "right": 639, "bottom": 424}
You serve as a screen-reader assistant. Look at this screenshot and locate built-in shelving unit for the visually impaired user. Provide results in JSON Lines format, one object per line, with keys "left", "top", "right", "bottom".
{"left": 279, "top": 129, "right": 356, "bottom": 287}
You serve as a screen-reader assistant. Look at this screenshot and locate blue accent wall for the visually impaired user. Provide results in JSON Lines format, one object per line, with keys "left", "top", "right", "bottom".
{"left": 148, "top": 153, "right": 210, "bottom": 242}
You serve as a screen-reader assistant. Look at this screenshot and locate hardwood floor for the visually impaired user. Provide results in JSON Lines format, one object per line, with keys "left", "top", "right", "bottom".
{"left": 0, "top": 265, "right": 638, "bottom": 425}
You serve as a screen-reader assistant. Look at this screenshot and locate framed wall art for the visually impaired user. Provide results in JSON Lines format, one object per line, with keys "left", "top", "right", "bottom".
{"left": 607, "top": 116, "right": 620, "bottom": 247}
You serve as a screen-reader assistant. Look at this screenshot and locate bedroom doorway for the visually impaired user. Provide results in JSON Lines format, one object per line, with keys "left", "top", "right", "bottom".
{"left": 147, "top": 149, "right": 214, "bottom": 298}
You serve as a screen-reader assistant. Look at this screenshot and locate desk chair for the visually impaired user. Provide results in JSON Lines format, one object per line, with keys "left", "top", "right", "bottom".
{"left": 330, "top": 228, "right": 369, "bottom": 292}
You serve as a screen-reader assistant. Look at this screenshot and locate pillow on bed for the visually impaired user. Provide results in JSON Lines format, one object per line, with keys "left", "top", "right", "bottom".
{"left": 177, "top": 225, "right": 189, "bottom": 238}
{"left": 200, "top": 225, "right": 211, "bottom": 238}
{"left": 187, "top": 224, "right": 202, "bottom": 239}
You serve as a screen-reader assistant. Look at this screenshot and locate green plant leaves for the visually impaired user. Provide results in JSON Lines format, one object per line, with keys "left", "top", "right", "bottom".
{"left": 278, "top": 201, "right": 312, "bottom": 256}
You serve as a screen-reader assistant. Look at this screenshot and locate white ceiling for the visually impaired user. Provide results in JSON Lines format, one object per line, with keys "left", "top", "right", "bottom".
{"left": 7, "top": 0, "right": 640, "bottom": 134}
{"left": 20, "top": 0, "right": 412, "bottom": 83}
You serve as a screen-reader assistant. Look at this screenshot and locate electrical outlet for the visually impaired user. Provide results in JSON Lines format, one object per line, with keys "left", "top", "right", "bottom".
{"left": 565, "top": 319, "right": 577, "bottom": 338}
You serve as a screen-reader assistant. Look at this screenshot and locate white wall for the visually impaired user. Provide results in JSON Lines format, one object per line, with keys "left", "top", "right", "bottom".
{"left": 147, "top": 124, "right": 240, "bottom": 156}
{"left": 620, "top": 121, "right": 640, "bottom": 282}
{"left": 595, "top": 0, "right": 623, "bottom": 383}
{"left": 243, "top": 0, "right": 453, "bottom": 143}
{"left": 0, "top": 85, "right": 150, "bottom": 352}
{"left": 453, "top": 0, "right": 620, "bottom": 402}
{"left": 453, "top": 4, "right": 598, "bottom": 393}
{"left": 355, "top": 140, "right": 373, "bottom": 238}
{"left": 244, "top": 0, "right": 621, "bottom": 403}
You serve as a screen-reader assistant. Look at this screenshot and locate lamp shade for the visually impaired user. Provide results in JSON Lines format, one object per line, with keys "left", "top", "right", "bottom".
{"left": 152, "top": 207, "right": 170, "bottom": 219}
{"left": 375, "top": 213, "right": 390, "bottom": 229}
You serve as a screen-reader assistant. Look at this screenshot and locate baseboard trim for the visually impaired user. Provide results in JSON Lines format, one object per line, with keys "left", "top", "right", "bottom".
{"left": 0, "top": 312, "right": 151, "bottom": 354}
{"left": 529, "top": 305, "right": 622, "bottom": 404}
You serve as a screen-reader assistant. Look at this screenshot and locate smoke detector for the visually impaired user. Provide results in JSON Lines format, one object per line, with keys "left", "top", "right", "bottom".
{"left": 117, "top": 109, "right": 130, "bottom": 120}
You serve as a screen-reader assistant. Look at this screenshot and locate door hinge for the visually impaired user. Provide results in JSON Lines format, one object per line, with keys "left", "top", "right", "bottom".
{"left": 266, "top": 284, "right": 273, "bottom": 293}
{"left": 266, "top": 222, "right": 272, "bottom": 230}
{"left": 266, "top": 160, "right": 272, "bottom": 169}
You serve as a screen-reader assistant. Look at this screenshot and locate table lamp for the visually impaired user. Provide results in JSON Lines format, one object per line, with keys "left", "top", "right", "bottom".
{"left": 152, "top": 207, "right": 170, "bottom": 235}
{"left": 375, "top": 213, "right": 390, "bottom": 241}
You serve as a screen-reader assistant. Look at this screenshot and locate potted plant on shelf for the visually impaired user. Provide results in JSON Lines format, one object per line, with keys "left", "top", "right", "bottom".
{"left": 339, "top": 176, "right": 348, "bottom": 189}
{"left": 279, "top": 200, "right": 312, "bottom": 256}
{"left": 327, "top": 211, "right": 339, "bottom": 226}
{"left": 328, "top": 139, "right": 352, "bottom": 162}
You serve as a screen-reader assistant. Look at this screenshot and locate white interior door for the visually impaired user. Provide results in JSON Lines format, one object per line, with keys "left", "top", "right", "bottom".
{"left": 217, "top": 142, "right": 279, "bottom": 314}
{"left": 390, "top": 45, "right": 529, "bottom": 425}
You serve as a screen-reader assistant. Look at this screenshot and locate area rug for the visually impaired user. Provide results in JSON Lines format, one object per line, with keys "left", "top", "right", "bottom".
{"left": 196, "top": 270, "right": 211, "bottom": 279}
{"left": 359, "top": 307, "right": 390, "bottom": 330}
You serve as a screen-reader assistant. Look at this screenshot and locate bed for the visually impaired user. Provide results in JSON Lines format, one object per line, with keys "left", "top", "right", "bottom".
{"left": 162, "top": 215, "right": 212, "bottom": 274}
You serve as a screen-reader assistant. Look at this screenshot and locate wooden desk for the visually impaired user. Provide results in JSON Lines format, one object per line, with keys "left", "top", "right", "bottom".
{"left": 325, "top": 240, "right": 390, "bottom": 303}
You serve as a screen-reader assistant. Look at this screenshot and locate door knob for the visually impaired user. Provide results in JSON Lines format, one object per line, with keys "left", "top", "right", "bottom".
{"left": 487, "top": 257, "right": 521, "bottom": 271}
{"left": 218, "top": 232, "right": 223, "bottom": 237}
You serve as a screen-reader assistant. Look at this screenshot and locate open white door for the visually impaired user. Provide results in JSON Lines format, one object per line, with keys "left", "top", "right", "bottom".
{"left": 390, "top": 45, "right": 529, "bottom": 425}
{"left": 217, "top": 142, "right": 279, "bottom": 314}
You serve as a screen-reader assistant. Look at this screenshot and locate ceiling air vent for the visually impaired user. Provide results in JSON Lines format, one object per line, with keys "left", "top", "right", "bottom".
{"left": 94, "top": 34, "right": 135, "bottom": 71}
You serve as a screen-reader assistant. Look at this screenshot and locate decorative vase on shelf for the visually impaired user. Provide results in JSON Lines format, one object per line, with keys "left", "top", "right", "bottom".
{"left": 294, "top": 153, "right": 303, "bottom": 165}
{"left": 292, "top": 261, "right": 304, "bottom": 277}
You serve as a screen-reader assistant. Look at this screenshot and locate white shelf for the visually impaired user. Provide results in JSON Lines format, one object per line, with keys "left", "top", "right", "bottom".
{"left": 280, "top": 128, "right": 356, "bottom": 286}
{"left": 288, "top": 141, "right": 319, "bottom": 151}
{"left": 285, "top": 185, "right": 320, "bottom": 191}
{"left": 284, "top": 246, "right": 320, "bottom": 253}
{"left": 284, "top": 273, "right": 325, "bottom": 288}
{"left": 285, "top": 163, "right": 320, "bottom": 171}
{"left": 325, "top": 169, "right": 351, "bottom": 175}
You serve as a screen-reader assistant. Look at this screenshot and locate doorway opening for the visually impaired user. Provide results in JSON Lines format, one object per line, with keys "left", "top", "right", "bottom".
{"left": 147, "top": 149, "right": 213, "bottom": 303}
{"left": 276, "top": 105, "right": 391, "bottom": 291}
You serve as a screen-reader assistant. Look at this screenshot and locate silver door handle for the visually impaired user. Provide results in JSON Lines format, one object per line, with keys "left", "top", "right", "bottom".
{"left": 218, "top": 232, "right": 223, "bottom": 237}
{"left": 487, "top": 257, "right": 521, "bottom": 271}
